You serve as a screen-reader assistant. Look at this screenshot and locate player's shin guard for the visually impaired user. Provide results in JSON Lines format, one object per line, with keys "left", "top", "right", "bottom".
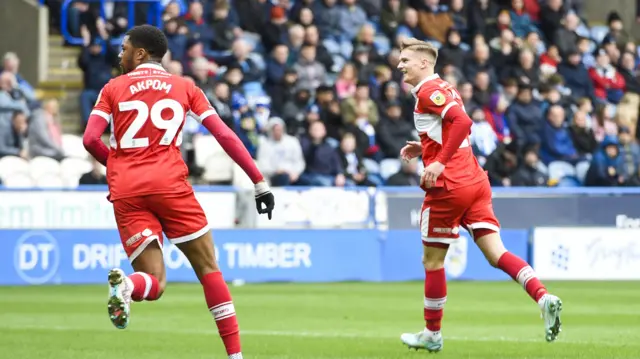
{"left": 128, "top": 272, "right": 161, "bottom": 301}
{"left": 202, "top": 271, "right": 242, "bottom": 358}
{"left": 424, "top": 268, "right": 447, "bottom": 332}
{"left": 497, "top": 252, "right": 548, "bottom": 302}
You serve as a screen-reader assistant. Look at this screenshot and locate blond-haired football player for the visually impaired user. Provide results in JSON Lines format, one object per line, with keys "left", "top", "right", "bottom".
{"left": 396, "top": 38, "right": 562, "bottom": 352}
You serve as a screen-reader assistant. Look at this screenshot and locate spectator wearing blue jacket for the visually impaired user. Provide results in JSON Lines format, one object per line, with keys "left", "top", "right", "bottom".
{"left": 539, "top": 104, "right": 579, "bottom": 165}
{"left": 183, "top": 2, "right": 210, "bottom": 41}
{"left": 231, "top": 93, "right": 260, "bottom": 158}
{"left": 585, "top": 135, "right": 627, "bottom": 186}
{"left": 509, "top": 0, "right": 539, "bottom": 38}
{"left": 297, "top": 121, "right": 346, "bottom": 187}
{"left": 164, "top": 18, "right": 187, "bottom": 62}
{"left": 338, "top": 0, "right": 368, "bottom": 42}
{"left": 506, "top": 85, "right": 543, "bottom": 151}
{"left": 557, "top": 50, "right": 596, "bottom": 104}
{"left": 77, "top": 38, "right": 118, "bottom": 125}
{"left": 313, "top": 0, "right": 342, "bottom": 40}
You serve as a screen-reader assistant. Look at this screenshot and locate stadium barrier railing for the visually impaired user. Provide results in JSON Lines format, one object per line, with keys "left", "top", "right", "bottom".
{"left": 60, "top": 0, "right": 163, "bottom": 46}
{"left": 1, "top": 186, "right": 640, "bottom": 285}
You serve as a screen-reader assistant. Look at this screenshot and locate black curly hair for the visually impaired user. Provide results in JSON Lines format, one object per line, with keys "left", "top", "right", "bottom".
{"left": 126, "top": 25, "right": 168, "bottom": 62}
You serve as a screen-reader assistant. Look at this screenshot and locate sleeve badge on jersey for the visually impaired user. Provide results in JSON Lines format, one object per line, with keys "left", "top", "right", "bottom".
{"left": 429, "top": 91, "right": 446, "bottom": 106}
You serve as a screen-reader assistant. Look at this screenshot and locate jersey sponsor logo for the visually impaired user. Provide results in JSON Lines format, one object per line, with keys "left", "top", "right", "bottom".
{"left": 429, "top": 90, "right": 446, "bottom": 106}
{"left": 13, "top": 231, "right": 60, "bottom": 285}
{"left": 432, "top": 227, "right": 459, "bottom": 234}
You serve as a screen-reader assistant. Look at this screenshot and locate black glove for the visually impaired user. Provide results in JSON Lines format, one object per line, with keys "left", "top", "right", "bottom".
{"left": 255, "top": 182, "right": 275, "bottom": 220}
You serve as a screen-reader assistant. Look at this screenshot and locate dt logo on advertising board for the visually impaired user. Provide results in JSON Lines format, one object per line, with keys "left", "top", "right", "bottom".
{"left": 13, "top": 231, "right": 60, "bottom": 285}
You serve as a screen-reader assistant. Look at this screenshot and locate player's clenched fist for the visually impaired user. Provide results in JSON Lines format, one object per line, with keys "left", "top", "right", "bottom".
{"left": 254, "top": 181, "right": 275, "bottom": 220}
{"left": 420, "top": 161, "right": 445, "bottom": 189}
{"left": 400, "top": 140, "right": 422, "bottom": 161}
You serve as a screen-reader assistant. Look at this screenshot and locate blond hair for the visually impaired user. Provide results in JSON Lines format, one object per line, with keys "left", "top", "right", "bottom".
{"left": 399, "top": 38, "right": 438, "bottom": 63}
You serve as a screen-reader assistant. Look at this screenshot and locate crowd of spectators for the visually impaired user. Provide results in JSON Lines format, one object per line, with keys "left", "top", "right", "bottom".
{"left": 0, "top": 53, "right": 67, "bottom": 165}
{"left": 13, "top": 0, "right": 640, "bottom": 188}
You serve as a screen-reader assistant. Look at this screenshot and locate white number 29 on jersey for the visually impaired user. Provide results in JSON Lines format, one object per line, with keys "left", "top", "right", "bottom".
{"left": 118, "top": 99, "right": 184, "bottom": 149}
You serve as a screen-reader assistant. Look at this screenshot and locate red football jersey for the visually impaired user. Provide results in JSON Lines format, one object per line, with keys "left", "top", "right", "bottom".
{"left": 90, "top": 63, "right": 216, "bottom": 201}
{"left": 412, "top": 74, "right": 486, "bottom": 190}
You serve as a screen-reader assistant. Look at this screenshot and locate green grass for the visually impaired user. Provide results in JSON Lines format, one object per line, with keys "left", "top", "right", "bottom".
{"left": 1, "top": 281, "right": 639, "bottom": 358}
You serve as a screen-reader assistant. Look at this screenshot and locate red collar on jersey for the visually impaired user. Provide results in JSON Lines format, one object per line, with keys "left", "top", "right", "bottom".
{"left": 411, "top": 73, "right": 440, "bottom": 97}
{"left": 135, "top": 63, "right": 166, "bottom": 72}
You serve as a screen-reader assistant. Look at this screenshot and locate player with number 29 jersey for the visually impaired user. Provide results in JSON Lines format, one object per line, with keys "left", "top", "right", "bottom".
{"left": 82, "top": 25, "right": 274, "bottom": 359}
{"left": 91, "top": 63, "right": 211, "bottom": 201}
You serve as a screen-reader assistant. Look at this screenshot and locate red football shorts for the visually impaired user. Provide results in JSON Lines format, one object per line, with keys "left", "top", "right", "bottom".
{"left": 112, "top": 192, "right": 210, "bottom": 262}
{"left": 420, "top": 179, "right": 500, "bottom": 247}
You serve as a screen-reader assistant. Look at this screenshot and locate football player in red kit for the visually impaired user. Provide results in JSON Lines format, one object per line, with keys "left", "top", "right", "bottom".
{"left": 396, "top": 38, "right": 562, "bottom": 352}
{"left": 82, "top": 25, "right": 275, "bottom": 359}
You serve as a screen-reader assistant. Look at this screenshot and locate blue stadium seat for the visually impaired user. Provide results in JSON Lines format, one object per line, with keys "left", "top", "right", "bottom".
{"left": 380, "top": 159, "right": 401, "bottom": 180}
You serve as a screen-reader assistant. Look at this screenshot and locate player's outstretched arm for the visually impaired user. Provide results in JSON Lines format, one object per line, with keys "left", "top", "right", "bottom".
{"left": 201, "top": 113, "right": 275, "bottom": 219}
{"left": 189, "top": 82, "right": 275, "bottom": 218}
{"left": 83, "top": 113, "right": 110, "bottom": 166}
{"left": 187, "top": 83, "right": 275, "bottom": 219}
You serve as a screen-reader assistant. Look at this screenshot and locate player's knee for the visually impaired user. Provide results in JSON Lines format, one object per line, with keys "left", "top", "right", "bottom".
{"left": 422, "top": 246, "right": 447, "bottom": 270}
{"left": 422, "top": 256, "right": 445, "bottom": 270}
{"left": 193, "top": 262, "right": 220, "bottom": 280}
{"left": 474, "top": 230, "right": 506, "bottom": 267}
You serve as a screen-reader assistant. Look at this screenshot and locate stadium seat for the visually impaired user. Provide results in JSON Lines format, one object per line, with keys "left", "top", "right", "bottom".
{"left": 575, "top": 161, "right": 591, "bottom": 184}
{"left": 3, "top": 173, "right": 34, "bottom": 188}
{"left": 362, "top": 158, "right": 381, "bottom": 174}
{"left": 0, "top": 156, "right": 30, "bottom": 180}
{"left": 29, "top": 156, "right": 61, "bottom": 179}
{"left": 590, "top": 25, "right": 609, "bottom": 44}
{"left": 380, "top": 159, "right": 401, "bottom": 180}
{"left": 547, "top": 161, "right": 576, "bottom": 181}
{"left": 34, "top": 173, "right": 65, "bottom": 188}
{"left": 374, "top": 35, "right": 391, "bottom": 55}
{"left": 61, "top": 157, "right": 93, "bottom": 177}
{"left": 248, "top": 52, "right": 266, "bottom": 72}
{"left": 193, "top": 135, "right": 225, "bottom": 168}
{"left": 61, "top": 134, "right": 89, "bottom": 159}
{"left": 202, "top": 154, "right": 234, "bottom": 183}
{"left": 61, "top": 172, "right": 81, "bottom": 188}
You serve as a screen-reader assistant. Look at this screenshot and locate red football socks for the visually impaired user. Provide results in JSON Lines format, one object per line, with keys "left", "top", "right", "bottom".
{"left": 424, "top": 268, "right": 447, "bottom": 332}
{"left": 202, "top": 271, "right": 242, "bottom": 356}
{"left": 497, "top": 252, "right": 548, "bottom": 302}
{"left": 128, "top": 272, "right": 161, "bottom": 301}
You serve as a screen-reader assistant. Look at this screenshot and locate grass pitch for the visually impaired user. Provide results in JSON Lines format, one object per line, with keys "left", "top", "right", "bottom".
{"left": 1, "top": 281, "right": 638, "bottom": 358}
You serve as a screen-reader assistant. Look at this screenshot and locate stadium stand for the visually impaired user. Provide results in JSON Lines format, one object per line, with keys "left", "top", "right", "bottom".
{"left": 2, "top": 0, "right": 640, "bottom": 189}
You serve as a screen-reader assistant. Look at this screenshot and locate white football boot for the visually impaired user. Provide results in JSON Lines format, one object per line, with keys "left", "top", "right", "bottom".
{"left": 107, "top": 268, "right": 133, "bottom": 329}
{"left": 538, "top": 293, "right": 563, "bottom": 342}
{"left": 400, "top": 329, "right": 443, "bottom": 352}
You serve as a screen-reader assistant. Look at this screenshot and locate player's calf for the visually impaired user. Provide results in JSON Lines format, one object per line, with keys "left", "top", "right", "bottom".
{"left": 128, "top": 241, "right": 167, "bottom": 301}
{"left": 475, "top": 232, "right": 548, "bottom": 302}
{"left": 127, "top": 272, "right": 165, "bottom": 301}
{"left": 176, "top": 233, "right": 243, "bottom": 359}
{"left": 401, "top": 243, "right": 448, "bottom": 351}
{"left": 475, "top": 231, "right": 563, "bottom": 341}
{"left": 422, "top": 244, "right": 448, "bottom": 333}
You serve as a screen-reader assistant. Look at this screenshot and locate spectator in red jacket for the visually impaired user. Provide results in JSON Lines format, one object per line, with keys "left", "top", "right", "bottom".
{"left": 588, "top": 48, "right": 626, "bottom": 104}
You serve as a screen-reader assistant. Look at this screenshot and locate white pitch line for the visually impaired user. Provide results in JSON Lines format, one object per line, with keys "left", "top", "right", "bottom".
{"left": 0, "top": 323, "right": 634, "bottom": 347}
